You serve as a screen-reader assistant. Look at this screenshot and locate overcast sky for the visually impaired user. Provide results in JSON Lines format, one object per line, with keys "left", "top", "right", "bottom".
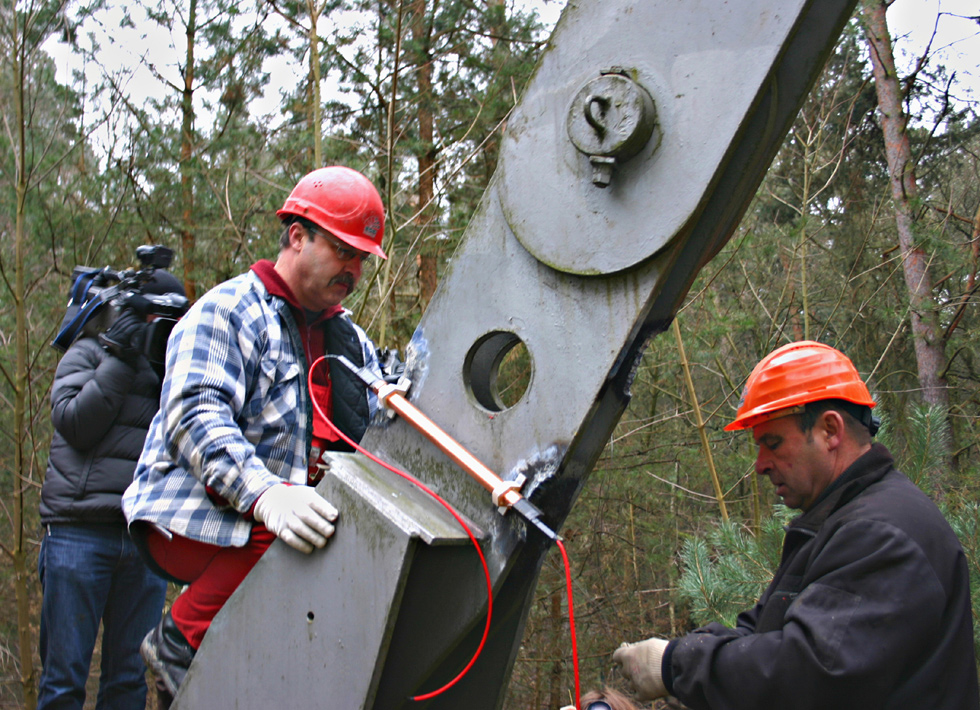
{"left": 887, "top": 0, "right": 979, "bottom": 102}
{"left": 44, "top": 0, "right": 978, "bottom": 137}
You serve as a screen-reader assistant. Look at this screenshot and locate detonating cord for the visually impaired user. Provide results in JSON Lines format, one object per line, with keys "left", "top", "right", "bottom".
{"left": 309, "top": 356, "right": 582, "bottom": 708}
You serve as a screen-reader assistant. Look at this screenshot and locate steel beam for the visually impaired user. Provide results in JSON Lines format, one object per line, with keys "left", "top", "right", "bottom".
{"left": 172, "top": 0, "right": 859, "bottom": 706}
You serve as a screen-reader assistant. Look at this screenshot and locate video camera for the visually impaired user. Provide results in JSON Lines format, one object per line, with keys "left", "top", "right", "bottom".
{"left": 53, "top": 246, "right": 190, "bottom": 372}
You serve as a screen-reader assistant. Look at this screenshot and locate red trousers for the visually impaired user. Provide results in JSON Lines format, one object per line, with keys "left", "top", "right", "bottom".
{"left": 145, "top": 525, "right": 276, "bottom": 649}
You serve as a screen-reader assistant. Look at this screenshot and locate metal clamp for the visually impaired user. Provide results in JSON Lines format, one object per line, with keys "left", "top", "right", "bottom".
{"left": 492, "top": 474, "right": 527, "bottom": 513}
{"left": 377, "top": 377, "right": 412, "bottom": 404}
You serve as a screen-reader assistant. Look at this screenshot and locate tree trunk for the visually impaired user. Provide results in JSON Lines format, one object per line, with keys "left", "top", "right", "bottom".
{"left": 376, "top": 0, "right": 407, "bottom": 348}
{"left": 970, "top": 202, "right": 980, "bottom": 294}
{"left": 11, "top": 7, "right": 38, "bottom": 706}
{"left": 308, "top": 0, "right": 323, "bottom": 167}
{"left": 180, "top": 0, "right": 198, "bottom": 301}
{"left": 862, "top": 0, "right": 954, "bottom": 483}
{"left": 861, "top": 0, "right": 949, "bottom": 413}
{"left": 674, "top": 318, "right": 728, "bottom": 521}
{"left": 412, "top": 0, "right": 438, "bottom": 312}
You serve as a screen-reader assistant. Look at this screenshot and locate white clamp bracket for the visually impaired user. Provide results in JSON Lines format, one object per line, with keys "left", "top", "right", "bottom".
{"left": 377, "top": 377, "right": 412, "bottom": 419}
{"left": 377, "top": 377, "right": 412, "bottom": 404}
{"left": 492, "top": 474, "right": 527, "bottom": 514}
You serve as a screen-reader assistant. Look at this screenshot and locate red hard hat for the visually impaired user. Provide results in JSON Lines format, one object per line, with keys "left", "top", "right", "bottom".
{"left": 277, "top": 166, "right": 387, "bottom": 259}
{"left": 726, "top": 341, "right": 875, "bottom": 431}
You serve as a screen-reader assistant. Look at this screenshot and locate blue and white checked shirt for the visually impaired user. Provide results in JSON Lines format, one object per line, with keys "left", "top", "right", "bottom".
{"left": 122, "top": 270, "right": 379, "bottom": 547}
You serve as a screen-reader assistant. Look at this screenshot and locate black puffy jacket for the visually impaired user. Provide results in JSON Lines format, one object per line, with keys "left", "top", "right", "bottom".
{"left": 40, "top": 336, "right": 162, "bottom": 525}
{"left": 666, "top": 444, "right": 979, "bottom": 710}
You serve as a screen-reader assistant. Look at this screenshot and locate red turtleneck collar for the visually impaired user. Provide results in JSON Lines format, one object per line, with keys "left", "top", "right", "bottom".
{"left": 250, "top": 259, "right": 343, "bottom": 323}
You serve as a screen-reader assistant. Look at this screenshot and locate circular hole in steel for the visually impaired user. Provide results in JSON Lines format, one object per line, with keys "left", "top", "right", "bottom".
{"left": 464, "top": 331, "right": 532, "bottom": 412}
{"left": 307, "top": 611, "right": 315, "bottom": 622}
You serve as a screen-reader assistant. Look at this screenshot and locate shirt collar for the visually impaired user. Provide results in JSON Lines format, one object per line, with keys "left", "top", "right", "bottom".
{"left": 250, "top": 259, "right": 343, "bottom": 324}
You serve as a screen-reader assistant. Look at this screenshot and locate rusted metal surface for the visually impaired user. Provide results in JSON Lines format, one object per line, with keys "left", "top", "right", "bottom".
{"left": 172, "top": 0, "right": 859, "bottom": 707}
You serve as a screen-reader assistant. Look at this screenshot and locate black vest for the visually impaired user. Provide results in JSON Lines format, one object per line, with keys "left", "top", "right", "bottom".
{"left": 321, "top": 314, "right": 370, "bottom": 448}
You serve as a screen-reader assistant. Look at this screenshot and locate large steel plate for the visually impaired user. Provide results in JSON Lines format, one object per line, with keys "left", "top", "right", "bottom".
{"left": 497, "top": 0, "right": 810, "bottom": 275}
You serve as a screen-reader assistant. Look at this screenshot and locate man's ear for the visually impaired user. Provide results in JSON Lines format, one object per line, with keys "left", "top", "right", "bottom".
{"left": 287, "top": 222, "right": 309, "bottom": 251}
{"left": 820, "top": 410, "right": 846, "bottom": 450}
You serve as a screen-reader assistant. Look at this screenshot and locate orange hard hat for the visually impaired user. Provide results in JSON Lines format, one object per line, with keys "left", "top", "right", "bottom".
{"left": 725, "top": 340, "right": 875, "bottom": 431}
{"left": 277, "top": 166, "right": 387, "bottom": 259}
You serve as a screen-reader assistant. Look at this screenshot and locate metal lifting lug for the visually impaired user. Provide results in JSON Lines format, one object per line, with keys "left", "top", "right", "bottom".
{"left": 566, "top": 69, "right": 658, "bottom": 187}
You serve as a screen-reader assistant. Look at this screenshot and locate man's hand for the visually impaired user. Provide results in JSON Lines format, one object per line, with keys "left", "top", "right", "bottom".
{"left": 99, "top": 308, "right": 147, "bottom": 365}
{"left": 252, "top": 483, "right": 339, "bottom": 553}
{"left": 612, "top": 636, "right": 670, "bottom": 701}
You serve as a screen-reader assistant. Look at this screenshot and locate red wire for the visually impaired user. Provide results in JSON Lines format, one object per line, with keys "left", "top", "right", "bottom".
{"left": 308, "top": 357, "right": 493, "bottom": 701}
{"left": 309, "top": 357, "right": 582, "bottom": 707}
{"left": 556, "top": 538, "right": 580, "bottom": 710}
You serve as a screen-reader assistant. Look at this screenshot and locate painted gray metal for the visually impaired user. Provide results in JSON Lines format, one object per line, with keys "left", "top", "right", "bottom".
{"left": 171, "top": 0, "right": 858, "bottom": 707}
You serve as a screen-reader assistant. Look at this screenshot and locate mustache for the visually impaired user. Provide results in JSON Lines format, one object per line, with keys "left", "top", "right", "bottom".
{"left": 329, "top": 273, "right": 356, "bottom": 291}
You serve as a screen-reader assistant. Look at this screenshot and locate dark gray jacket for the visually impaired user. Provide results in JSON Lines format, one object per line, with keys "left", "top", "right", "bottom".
{"left": 41, "top": 336, "right": 162, "bottom": 525}
{"left": 665, "top": 444, "right": 979, "bottom": 710}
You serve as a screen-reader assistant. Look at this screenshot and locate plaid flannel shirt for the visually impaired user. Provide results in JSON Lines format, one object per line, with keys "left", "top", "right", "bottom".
{"left": 122, "top": 270, "right": 379, "bottom": 547}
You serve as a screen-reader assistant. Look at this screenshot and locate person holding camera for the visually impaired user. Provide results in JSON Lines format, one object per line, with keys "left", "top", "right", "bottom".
{"left": 122, "top": 166, "right": 389, "bottom": 701}
{"left": 37, "top": 270, "right": 187, "bottom": 710}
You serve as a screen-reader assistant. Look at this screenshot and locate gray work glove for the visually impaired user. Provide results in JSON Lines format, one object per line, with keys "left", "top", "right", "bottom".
{"left": 252, "top": 483, "right": 339, "bottom": 553}
{"left": 612, "top": 637, "right": 671, "bottom": 701}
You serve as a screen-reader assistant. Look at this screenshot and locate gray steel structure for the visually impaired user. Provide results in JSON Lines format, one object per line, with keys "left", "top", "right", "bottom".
{"left": 172, "top": 0, "right": 859, "bottom": 707}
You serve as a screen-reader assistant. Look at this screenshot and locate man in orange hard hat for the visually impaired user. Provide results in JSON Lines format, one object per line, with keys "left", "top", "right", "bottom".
{"left": 123, "top": 167, "right": 391, "bottom": 700}
{"left": 614, "top": 341, "right": 978, "bottom": 709}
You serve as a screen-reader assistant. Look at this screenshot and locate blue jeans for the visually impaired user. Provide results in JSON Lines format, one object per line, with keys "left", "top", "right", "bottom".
{"left": 37, "top": 523, "right": 168, "bottom": 710}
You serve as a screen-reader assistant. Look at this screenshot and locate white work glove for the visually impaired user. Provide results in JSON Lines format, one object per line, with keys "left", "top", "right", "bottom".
{"left": 252, "top": 483, "right": 339, "bottom": 554}
{"left": 612, "top": 636, "right": 671, "bottom": 701}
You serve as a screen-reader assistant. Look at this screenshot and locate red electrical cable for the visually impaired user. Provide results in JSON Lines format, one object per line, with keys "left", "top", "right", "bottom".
{"left": 308, "top": 358, "right": 493, "bottom": 702}
{"left": 309, "top": 357, "right": 582, "bottom": 707}
{"left": 557, "top": 538, "right": 581, "bottom": 710}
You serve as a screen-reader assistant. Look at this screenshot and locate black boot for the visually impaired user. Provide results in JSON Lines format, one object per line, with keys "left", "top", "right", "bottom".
{"left": 141, "top": 610, "right": 196, "bottom": 698}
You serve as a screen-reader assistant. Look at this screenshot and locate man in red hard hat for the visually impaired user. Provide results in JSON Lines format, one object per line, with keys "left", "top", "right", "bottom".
{"left": 123, "top": 167, "right": 390, "bottom": 700}
{"left": 614, "top": 341, "right": 978, "bottom": 710}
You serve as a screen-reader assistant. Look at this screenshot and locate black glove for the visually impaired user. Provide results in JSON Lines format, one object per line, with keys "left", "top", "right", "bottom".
{"left": 120, "top": 293, "right": 153, "bottom": 318}
{"left": 99, "top": 308, "right": 147, "bottom": 365}
{"left": 377, "top": 348, "right": 407, "bottom": 384}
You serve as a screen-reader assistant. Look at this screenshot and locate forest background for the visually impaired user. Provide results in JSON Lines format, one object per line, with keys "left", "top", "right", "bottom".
{"left": 1, "top": 0, "right": 978, "bottom": 707}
